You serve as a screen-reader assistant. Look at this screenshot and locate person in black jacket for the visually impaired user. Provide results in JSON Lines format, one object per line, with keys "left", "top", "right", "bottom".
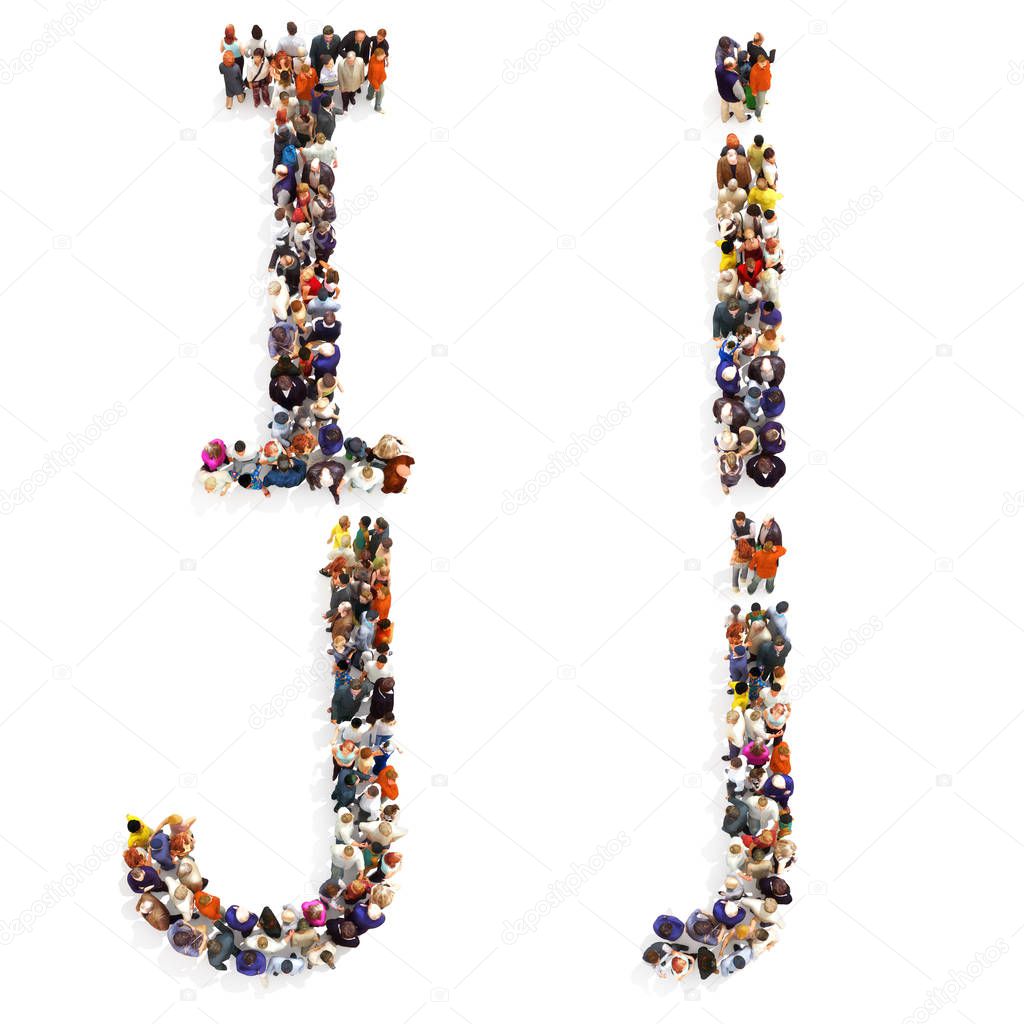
{"left": 269, "top": 249, "right": 301, "bottom": 292}
{"left": 756, "top": 515, "right": 782, "bottom": 548}
{"left": 339, "top": 28, "right": 371, "bottom": 64}
{"left": 316, "top": 94, "right": 337, "bottom": 139}
{"left": 746, "top": 454, "right": 786, "bottom": 488}
{"left": 368, "top": 28, "right": 389, "bottom": 67}
{"left": 746, "top": 33, "right": 775, "bottom": 65}
{"left": 269, "top": 374, "right": 307, "bottom": 411}
{"left": 309, "top": 25, "right": 342, "bottom": 71}
{"left": 307, "top": 460, "right": 347, "bottom": 504}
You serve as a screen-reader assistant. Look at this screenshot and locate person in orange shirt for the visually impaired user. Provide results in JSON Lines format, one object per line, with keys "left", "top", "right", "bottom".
{"left": 749, "top": 52, "right": 772, "bottom": 121}
{"left": 747, "top": 541, "right": 786, "bottom": 594}
{"left": 366, "top": 46, "right": 387, "bottom": 112}
{"left": 294, "top": 61, "right": 317, "bottom": 105}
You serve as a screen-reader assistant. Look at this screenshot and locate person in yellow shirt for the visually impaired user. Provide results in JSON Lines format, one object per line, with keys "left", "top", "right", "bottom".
{"left": 729, "top": 680, "right": 749, "bottom": 711}
{"left": 717, "top": 238, "right": 738, "bottom": 271}
{"left": 327, "top": 515, "right": 351, "bottom": 551}
{"left": 747, "top": 177, "right": 783, "bottom": 212}
{"left": 126, "top": 814, "right": 153, "bottom": 848}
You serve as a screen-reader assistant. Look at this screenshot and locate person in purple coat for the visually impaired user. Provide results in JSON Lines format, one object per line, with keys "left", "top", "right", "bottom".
{"left": 313, "top": 342, "right": 340, "bottom": 379}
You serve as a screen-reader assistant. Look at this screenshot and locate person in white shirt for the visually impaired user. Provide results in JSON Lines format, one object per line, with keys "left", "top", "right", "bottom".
{"left": 724, "top": 756, "right": 748, "bottom": 798}
{"left": 277, "top": 21, "right": 306, "bottom": 57}
{"left": 340, "top": 717, "right": 371, "bottom": 746}
{"left": 357, "top": 784, "right": 381, "bottom": 822}
{"left": 743, "top": 794, "right": 780, "bottom": 834}
{"left": 331, "top": 843, "right": 363, "bottom": 883}
{"left": 350, "top": 464, "right": 384, "bottom": 492}
{"left": 723, "top": 709, "right": 746, "bottom": 759}
{"left": 744, "top": 707, "right": 769, "bottom": 743}
{"left": 319, "top": 55, "right": 340, "bottom": 95}
{"left": 268, "top": 277, "right": 290, "bottom": 321}
{"left": 335, "top": 810, "right": 356, "bottom": 843}
{"left": 244, "top": 25, "right": 266, "bottom": 57}
{"left": 362, "top": 654, "right": 392, "bottom": 684}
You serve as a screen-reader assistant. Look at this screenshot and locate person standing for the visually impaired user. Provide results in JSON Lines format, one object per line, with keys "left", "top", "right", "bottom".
{"left": 340, "top": 28, "right": 372, "bottom": 64}
{"left": 757, "top": 515, "right": 782, "bottom": 548}
{"left": 715, "top": 57, "right": 749, "bottom": 124}
{"left": 310, "top": 25, "right": 343, "bottom": 72}
{"left": 749, "top": 52, "right": 772, "bottom": 121}
{"left": 277, "top": 21, "right": 306, "bottom": 58}
{"left": 219, "top": 51, "right": 244, "bottom": 110}
{"left": 318, "top": 54, "right": 340, "bottom": 103}
{"left": 220, "top": 24, "right": 243, "bottom": 76}
{"left": 747, "top": 33, "right": 776, "bottom": 65}
{"left": 367, "top": 47, "right": 387, "bottom": 112}
{"left": 715, "top": 36, "right": 739, "bottom": 66}
{"left": 244, "top": 47, "right": 272, "bottom": 108}
{"left": 747, "top": 541, "right": 786, "bottom": 594}
{"left": 338, "top": 51, "right": 366, "bottom": 113}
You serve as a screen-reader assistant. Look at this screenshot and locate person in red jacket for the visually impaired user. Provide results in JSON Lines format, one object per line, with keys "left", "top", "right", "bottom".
{"left": 747, "top": 541, "right": 786, "bottom": 594}
{"left": 749, "top": 52, "right": 772, "bottom": 121}
{"left": 366, "top": 47, "right": 387, "bottom": 112}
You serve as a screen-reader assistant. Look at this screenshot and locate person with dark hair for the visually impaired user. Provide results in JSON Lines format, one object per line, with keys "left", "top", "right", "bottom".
{"left": 244, "top": 46, "right": 272, "bottom": 107}
{"left": 310, "top": 25, "right": 343, "bottom": 70}
{"left": 316, "top": 93, "right": 338, "bottom": 139}
{"left": 712, "top": 297, "right": 744, "bottom": 340}
{"left": 277, "top": 21, "right": 305, "bottom": 57}
{"left": 746, "top": 453, "right": 786, "bottom": 489}
{"left": 715, "top": 35, "right": 739, "bottom": 66}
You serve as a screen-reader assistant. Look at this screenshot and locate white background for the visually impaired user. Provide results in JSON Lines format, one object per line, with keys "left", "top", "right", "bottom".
{"left": 0, "top": 0, "right": 1016, "bottom": 1020}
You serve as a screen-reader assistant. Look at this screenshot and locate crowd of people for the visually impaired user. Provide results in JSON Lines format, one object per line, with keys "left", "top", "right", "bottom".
{"left": 642, "top": 513, "right": 795, "bottom": 982}
{"left": 711, "top": 34, "right": 786, "bottom": 495}
{"left": 123, "top": 525, "right": 404, "bottom": 977}
{"left": 218, "top": 22, "right": 389, "bottom": 112}
{"left": 205, "top": 21, "right": 413, "bottom": 500}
